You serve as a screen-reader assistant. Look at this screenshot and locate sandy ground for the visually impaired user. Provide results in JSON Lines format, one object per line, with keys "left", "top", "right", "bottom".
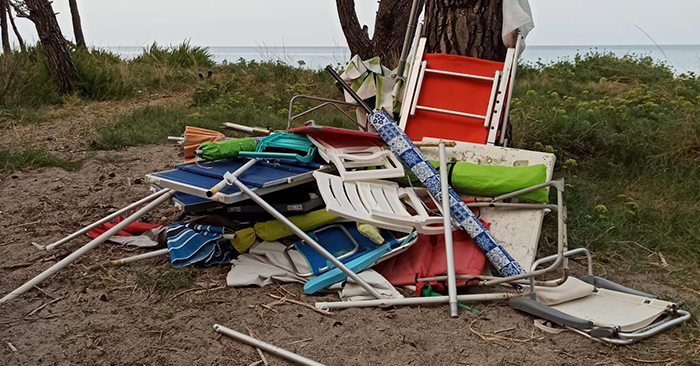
{"left": 1, "top": 97, "right": 698, "bottom": 366}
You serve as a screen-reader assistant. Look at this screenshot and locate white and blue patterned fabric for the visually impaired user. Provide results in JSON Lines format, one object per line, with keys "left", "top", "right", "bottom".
{"left": 167, "top": 223, "right": 233, "bottom": 267}
{"left": 369, "top": 111, "right": 526, "bottom": 277}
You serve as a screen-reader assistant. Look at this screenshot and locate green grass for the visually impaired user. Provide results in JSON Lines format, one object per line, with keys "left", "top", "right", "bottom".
{"left": 92, "top": 59, "right": 357, "bottom": 149}
{"left": 512, "top": 51, "right": 700, "bottom": 280}
{"left": 0, "top": 41, "right": 213, "bottom": 110}
{"left": 0, "top": 147, "right": 82, "bottom": 174}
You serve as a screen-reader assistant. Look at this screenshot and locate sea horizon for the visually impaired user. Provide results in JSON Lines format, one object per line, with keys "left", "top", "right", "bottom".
{"left": 102, "top": 44, "right": 700, "bottom": 74}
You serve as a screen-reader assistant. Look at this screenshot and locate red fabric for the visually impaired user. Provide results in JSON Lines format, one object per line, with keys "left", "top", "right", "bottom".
{"left": 373, "top": 227, "right": 488, "bottom": 289}
{"left": 290, "top": 126, "right": 385, "bottom": 149}
{"left": 86, "top": 216, "right": 162, "bottom": 239}
{"left": 404, "top": 53, "right": 505, "bottom": 144}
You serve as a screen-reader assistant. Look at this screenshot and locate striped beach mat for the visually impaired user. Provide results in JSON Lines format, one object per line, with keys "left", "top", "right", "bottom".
{"left": 167, "top": 223, "right": 233, "bottom": 267}
{"left": 369, "top": 111, "right": 526, "bottom": 277}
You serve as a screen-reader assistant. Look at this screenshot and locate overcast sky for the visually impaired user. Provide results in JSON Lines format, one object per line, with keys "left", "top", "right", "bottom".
{"left": 9, "top": 0, "right": 700, "bottom": 47}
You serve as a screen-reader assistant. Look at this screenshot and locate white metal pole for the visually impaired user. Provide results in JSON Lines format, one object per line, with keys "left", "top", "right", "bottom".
{"left": 214, "top": 324, "right": 327, "bottom": 366}
{"left": 43, "top": 189, "right": 170, "bottom": 251}
{"left": 316, "top": 292, "right": 517, "bottom": 310}
{"left": 110, "top": 248, "right": 169, "bottom": 266}
{"left": 228, "top": 175, "right": 384, "bottom": 299}
{"left": 0, "top": 190, "right": 175, "bottom": 304}
{"left": 439, "top": 141, "right": 459, "bottom": 317}
{"left": 206, "top": 158, "right": 259, "bottom": 198}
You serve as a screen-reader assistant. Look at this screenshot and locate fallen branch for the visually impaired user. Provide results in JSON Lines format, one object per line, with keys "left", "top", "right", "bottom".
{"left": 246, "top": 328, "right": 269, "bottom": 366}
{"left": 266, "top": 293, "right": 333, "bottom": 316}
{"left": 0, "top": 263, "right": 32, "bottom": 270}
{"left": 469, "top": 318, "right": 540, "bottom": 346}
{"left": 25, "top": 297, "right": 63, "bottom": 318}
{"left": 7, "top": 342, "right": 17, "bottom": 352}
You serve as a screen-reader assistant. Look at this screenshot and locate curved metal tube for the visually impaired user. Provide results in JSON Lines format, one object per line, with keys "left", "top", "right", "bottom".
{"left": 286, "top": 95, "right": 360, "bottom": 131}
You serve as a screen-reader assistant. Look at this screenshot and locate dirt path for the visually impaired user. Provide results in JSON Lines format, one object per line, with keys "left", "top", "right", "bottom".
{"left": 0, "top": 97, "right": 697, "bottom": 365}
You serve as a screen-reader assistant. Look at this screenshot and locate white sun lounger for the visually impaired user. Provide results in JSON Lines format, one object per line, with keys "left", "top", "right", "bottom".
{"left": 314, "top": 171, "right": 444, "bottom": 235}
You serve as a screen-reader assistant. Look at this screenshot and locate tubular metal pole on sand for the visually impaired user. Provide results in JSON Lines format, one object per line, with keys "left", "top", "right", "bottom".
{"left": 316, "top": 292, "right": 518, "bottom": 310}
{"left": 226, "top": 174, "right": 384, "bottom": 299}
{"left": 43, "top": 189, "right": 171, "bottom": 251}
{"left": 0, "top": 190, "right": 175, "bottom": 304}
{"left": 214, "top": 324, "right": 327, "bottom": 366}
{"left": 110, "top": 248, "right": 169, "bottom": 266}
{"left": 439, "top": 141, "right": 459, "bottom": 317}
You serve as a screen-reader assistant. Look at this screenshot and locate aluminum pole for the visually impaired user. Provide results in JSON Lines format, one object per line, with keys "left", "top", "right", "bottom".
{"left": 214, "top": 324, "right": 327, "bottom": 366}
{"left": 316, "top": 292, "right": 517, "bottom": 310}
{"left": 0, "top": 190, "right": 175, "bottom": 303}
{"left": 43, "top": 188, "right": 170, "bottom": 251}
{"left": 439, "top": 141, "right": 459, "bottom": 317}
{"left": 110, "top": 248, "right": 169, "bottom": 266}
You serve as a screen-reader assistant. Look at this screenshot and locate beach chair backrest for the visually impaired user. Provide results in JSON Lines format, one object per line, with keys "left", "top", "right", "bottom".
{"left": 400, "top": 35, "right": 521, "bottom": 146}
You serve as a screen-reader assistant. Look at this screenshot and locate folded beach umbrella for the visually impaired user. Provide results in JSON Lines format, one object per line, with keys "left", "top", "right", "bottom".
{"left": 197, "top": 138, "right": 257, "bottom": 161}
{"left": 183, "top": 126, "right": 226, "bottom": 162}
{"left": 167, "top": 223, "right": 235, "bottom": 267}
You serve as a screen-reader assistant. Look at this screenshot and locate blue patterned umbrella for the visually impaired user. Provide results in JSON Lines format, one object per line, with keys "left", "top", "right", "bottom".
{"left": 369, "top": 111, "right": 525, "bottom": 277}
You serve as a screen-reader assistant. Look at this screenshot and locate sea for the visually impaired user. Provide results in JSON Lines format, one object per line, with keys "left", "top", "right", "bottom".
{"left": 105, "top": 44, "right": 700, "bottom": 75}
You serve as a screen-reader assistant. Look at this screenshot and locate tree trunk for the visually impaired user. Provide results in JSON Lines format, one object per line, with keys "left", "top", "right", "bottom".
{"left": 6, "top": 1, "right": 25, "bottom": 52}
{"left": 335, "top": 0, "right": 422, "bottom": 68}
{"left": 1, "top": 0, "right": 10, "bottom": 53}
{"left": 24, "top": 0, "right": 77, "bottom": 93}
{"left": 424, "top": 0, "right": 506, "bottom": 62}
{"left": 68, "top": 0, "right": 85, "bottom": 48}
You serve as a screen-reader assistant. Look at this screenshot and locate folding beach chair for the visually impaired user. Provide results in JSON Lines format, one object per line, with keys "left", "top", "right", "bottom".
{"left": 399, "top": 33, "right": 523, "bottom": 146}
{"left": 510, "top": 248, "right": 691, "bottom": 345}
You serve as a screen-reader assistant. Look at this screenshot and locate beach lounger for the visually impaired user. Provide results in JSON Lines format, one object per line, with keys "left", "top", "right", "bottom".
{"left": 399, "top": 34, "right": 523, "bottom": 146}
{"left": 510, "top": 248, "right": 691, "bottom": 345}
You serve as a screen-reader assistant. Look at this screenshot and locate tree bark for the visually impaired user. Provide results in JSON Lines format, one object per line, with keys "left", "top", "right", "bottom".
{"left": 424, "top": 0, "right": 506, "bottom": 62}
{"left": 22, "top": 0, "right": 77, "bottom": 93}
{"left": 68, "top": 0, "right": 85, "bottom": 48}
{"left": 6, "top": 1, "right": 25, "bottom": 52}
{"left": 336, "top": 0, "right": 422, "bottom": 68}
{"left": 1, "top": 0, "right": 10, "bottom": 53}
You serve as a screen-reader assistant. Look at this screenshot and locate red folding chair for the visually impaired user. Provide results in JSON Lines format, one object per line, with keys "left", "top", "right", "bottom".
{"left": 399, "top": 33, "right": 523, "bottom": 146}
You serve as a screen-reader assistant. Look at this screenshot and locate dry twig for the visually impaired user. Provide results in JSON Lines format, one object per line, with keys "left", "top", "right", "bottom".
{"left": 25, "top": 297, "right": 63, "bottom": 318}
{"left": 246, "top": 327, "right": 269, "bottom": 366}
{"left": 266, "top": 293, "right": 333, "bottom": 316}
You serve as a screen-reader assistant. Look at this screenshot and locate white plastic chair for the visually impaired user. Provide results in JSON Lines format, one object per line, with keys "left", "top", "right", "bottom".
{"left": 306, "top": 134, "right": 404, "bottom": 181}
{"left": 314, "top": 172, "right": 444, "bottom": 235}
